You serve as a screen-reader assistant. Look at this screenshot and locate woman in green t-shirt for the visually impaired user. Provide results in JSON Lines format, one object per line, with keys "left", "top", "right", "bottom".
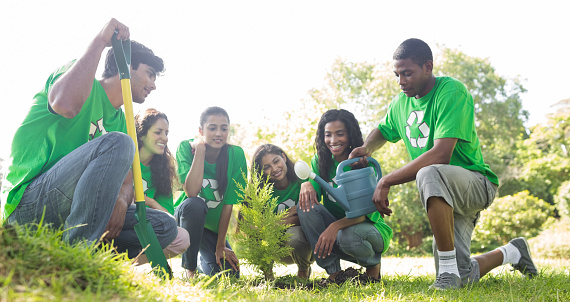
{"left": 251, "top": 144, "right": 315, "bottom": 278}
{"left": 133, "top": 108, "right": 190, "bottom": 264}
{"left": 297, "top": 109, "right": 393, "bottom": 283}
{"left": 174, "top": 106, "right": 247, "bottom": 278}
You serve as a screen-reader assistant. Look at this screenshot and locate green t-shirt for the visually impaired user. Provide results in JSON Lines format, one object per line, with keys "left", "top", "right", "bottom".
{"left": 378, "top": 76, "right": 498, "bottom": 185}
{"left": 141, "top": 163, "right": 174, "bottom": 215}
{"left": 4, "top": 61, "right": 127, "bottom": 220}
{"left": 308, "top": 155, "right": 393, "bottom": 254}
{"left": 174, "top": 139, "right": 247, "bottom": 233}
{"left": 272, "top": 179, "right": 305, "bottom": 213}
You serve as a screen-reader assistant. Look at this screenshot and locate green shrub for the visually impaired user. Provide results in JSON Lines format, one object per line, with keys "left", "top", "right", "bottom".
{"left": 234, "top": 171, "right": 292, "bottom": 280}
{"left": 555, "top": 180, "right": 570, "bottom": 217}
{"left": 472, "top": 191, "right": 554, "bottom": 252}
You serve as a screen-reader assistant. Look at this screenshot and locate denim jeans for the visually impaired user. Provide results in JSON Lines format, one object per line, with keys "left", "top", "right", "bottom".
{"left": 112, "top": 205, "right": 178, "bottom": 258}
{"left": 297, "top": 204, "right": 384, "bottom": 275}
{"left": 8, "top": 132, "right": 134, "bottom": 244}
{"left": 175, "top": 197, "right": 239, "bottom": 278}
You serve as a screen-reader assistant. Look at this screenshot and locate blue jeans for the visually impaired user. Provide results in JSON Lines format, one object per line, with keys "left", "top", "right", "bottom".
{"left": 175, "top": 197, "right": 239, "bottom": 278}
{"left": 112, "top": 205, "right": 178, "bottom": 258}
{"left": 298, "top": 204, "right": 384, "bottom": 275}
{"left": 7, "top": 132, "right": 178, "bottom": 256}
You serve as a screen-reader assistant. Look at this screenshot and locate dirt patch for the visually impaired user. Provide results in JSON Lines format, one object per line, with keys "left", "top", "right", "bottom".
{"left": 331, "top": 267, "right": 380, "bottom": 284}
{"left": 272, "top": 267, "right": 381, "bottom": 289}
{"left": 272, "top": 275, "right": 316, "bottom": 290}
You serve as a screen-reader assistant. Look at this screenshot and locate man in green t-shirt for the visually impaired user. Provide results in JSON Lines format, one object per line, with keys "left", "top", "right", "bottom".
{"left": 350, "top": 38, "right": 537, "bottom": 290}
{"left": 3, "top": 19, "right": 177, "bottom": 259}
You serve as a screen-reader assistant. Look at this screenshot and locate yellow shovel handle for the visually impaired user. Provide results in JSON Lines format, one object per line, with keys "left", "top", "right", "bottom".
{"left": 121, "top": 79, "right": 145, "bottom": 202}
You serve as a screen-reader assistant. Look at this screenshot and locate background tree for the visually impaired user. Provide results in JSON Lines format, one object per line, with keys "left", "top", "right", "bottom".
{"left": 434, "top": 48, "right": 529, "bottom": 191}
{"left": 233, "top": 100, "right": 327, "bottom": 164}
{"left": 502, "top": 102, "right": 570, "bottom": 204}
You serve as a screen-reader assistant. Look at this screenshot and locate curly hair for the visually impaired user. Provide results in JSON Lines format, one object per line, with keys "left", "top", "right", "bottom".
{"left": 392, "top": 38, "right": 433, "bottom": 67}
{"left": 135, "top": 108, "right": 177, "bottom": 197}
{"left": 251, "top": 144, "right": 298, "bottom": 188}
{"left": 315, "top": 109, "right": 364, "bottom": 182}
{"left": 200, "top": 106, "right": 231, "bottom": 197}
{"left": 102, "top": 40, "right": 165, "bottom": 79}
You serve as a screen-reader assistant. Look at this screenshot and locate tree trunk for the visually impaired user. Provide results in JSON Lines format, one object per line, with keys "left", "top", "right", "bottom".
{"left": 404, "top": 231, "right": 423, "bottom": 249}
{"left": 263, "top": 268, "right": 275, "bottom": 280}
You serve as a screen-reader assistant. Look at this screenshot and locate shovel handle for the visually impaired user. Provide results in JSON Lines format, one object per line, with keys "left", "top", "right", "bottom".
{"left": 112, "top": 32, "right": 145, "bottom": 203}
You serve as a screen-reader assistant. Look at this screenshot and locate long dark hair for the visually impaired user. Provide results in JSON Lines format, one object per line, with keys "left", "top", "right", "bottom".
{"left": 315, "top": 109, "right": 364, "bottom": 182}
{"left": 135, "top": 108, "right": 177, "bottom": 197}
{"left": 251, "top": 144, "right": 298, "bottom": 188}
{"left": 200, "top": 106, "right": 231, "bottom": 197}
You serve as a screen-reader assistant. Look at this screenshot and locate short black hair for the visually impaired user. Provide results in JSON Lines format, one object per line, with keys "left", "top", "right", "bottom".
{"left": 102, "top": 40, "right": 165, "bottom": 78}
{"left": 393, "top": 38, "right": 433, "bottom": 67}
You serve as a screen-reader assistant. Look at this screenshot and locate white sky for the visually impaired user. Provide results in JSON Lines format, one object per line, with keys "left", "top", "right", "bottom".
{"left": 1, "top": 0, "right": 568, "bottom": 166}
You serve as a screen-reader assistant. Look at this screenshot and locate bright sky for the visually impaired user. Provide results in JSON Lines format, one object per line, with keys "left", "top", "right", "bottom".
{"left": 1, "top": 0, "right": 568, "bottom": 167}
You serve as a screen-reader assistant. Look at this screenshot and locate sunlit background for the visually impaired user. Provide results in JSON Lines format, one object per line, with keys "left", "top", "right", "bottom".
{"left": 1, "top": 0, "right": 567, "bottom": 166}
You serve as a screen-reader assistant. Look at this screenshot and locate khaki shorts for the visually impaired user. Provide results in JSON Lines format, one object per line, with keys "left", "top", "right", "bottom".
{"left": 416, "top": 164, "right": 497, "bottom": 283}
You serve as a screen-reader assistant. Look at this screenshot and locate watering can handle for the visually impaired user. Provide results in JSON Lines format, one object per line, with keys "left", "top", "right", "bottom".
{"left": 337, "top": 157, "right": 383, "bottom": 182}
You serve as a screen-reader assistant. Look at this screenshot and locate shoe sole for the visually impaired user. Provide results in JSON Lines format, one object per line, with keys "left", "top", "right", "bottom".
{"left": 514, "top": 237, "right": 538, "bottom": 277}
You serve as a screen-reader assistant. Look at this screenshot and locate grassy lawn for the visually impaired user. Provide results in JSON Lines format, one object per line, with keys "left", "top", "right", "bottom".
{"left": 2, "top": 217, "right": 569, "bottom": 301}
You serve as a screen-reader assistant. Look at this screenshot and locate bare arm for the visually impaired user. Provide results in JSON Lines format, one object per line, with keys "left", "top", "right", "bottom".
{"left": 373, "top": 137, "right": 458, "bottom": 216}
{"left": 144, "top": 195, "right": 168, "bottom": 213}
{"left": 314, "top": 216, "right": 366, "bottom": 258}
{"left": 49, "top": 18, "right": 129, "bottom": 119}
{"left": 381, "top": 137, "right": 457, "bottom": 188}
{"left": 104, "top": 169, "right": 134, "bottom": 239}
{"left": 349, "top": 128, "right": 389, "bottom": 161}
{"left": 183, "top": 141, "right": 206, "bottom": 197}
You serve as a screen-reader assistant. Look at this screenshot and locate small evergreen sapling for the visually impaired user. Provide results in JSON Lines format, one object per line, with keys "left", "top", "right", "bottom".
{"left": 235, "top": 170, "right": 292, "bottom": 280}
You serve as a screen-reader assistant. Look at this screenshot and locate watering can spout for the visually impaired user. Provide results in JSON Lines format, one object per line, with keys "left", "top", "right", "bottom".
{"left": 294, "top": 158, "right": 382, "bottom": 219}
{"left": 293, "top": 160, "right": 350, "bottom": 210}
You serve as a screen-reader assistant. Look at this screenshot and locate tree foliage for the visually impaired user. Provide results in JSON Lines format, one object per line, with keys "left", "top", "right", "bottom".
{"left": 472, "top": 191, "right": 554, "bottom": 252}
{"left": 434, "top": 48, "right": 529, "bottom": 186}
{"left": 234, "top": 171, "right": 292, "bottom": 280}
{"left": 502, "top": 110, "right": 570, "bottom": 204}
{"left": 555, "top": 180, "right": 570, "bottom": 218}
{"left": 233, "top": 100, "right": 327, "bottom": 164}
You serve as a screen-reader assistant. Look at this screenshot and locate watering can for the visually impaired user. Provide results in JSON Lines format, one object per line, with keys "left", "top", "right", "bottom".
{"left": 294, "top": 157, "right": 382, "bottom": 219}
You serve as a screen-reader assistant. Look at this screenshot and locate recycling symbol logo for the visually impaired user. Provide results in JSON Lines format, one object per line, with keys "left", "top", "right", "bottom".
{"left": 405, "top": 110, "right": 430, "bottom": 149}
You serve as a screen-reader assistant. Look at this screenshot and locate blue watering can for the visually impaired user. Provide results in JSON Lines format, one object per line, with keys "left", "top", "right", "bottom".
{"left": 294, "top": 157, "right": 382, "bottom": 218}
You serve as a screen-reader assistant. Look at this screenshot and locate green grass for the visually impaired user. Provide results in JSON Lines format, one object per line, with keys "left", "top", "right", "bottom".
{"left": 2, "top": 218, "right": 569, "bottom": 301}
{"left": 186, "top": 268, "right": 570, "bottom": 302}
{"left": 0, "top": 222, "right": 204, "bottom": 301}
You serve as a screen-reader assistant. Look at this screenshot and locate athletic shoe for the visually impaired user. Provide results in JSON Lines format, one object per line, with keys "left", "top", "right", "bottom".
{"left": 429, "top": 272, "right": 462, "bottom": 290}
{"left": 509, "top": 237, "right": 538, "bottom": 278}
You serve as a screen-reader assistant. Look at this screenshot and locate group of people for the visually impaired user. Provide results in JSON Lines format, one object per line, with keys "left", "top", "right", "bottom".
{"left": 3, "top": 18, "right": 538, "bottom": 290}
